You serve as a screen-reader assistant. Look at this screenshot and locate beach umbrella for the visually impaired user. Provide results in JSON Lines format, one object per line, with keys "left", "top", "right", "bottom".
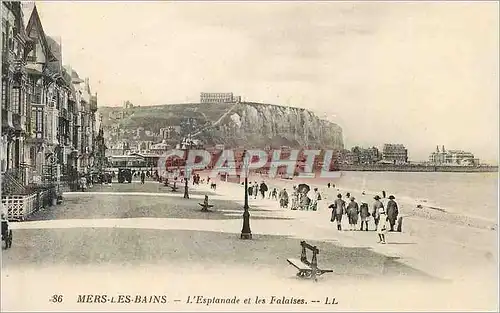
{"left": 297, "top": 183, "right": 310, "bottom": 194}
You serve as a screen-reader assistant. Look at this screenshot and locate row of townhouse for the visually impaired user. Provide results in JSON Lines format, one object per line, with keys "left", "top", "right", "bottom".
{"left": 1, "top": 2, "right": 102, "bottom": 203}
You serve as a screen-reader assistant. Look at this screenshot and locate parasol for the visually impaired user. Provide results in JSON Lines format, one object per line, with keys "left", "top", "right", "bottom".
{"left": 297, "top": 183, "right": 310, "bottom": 194}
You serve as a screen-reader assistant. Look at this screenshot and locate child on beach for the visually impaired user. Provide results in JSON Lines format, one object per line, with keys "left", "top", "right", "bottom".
{"left": 271, "top": 188, "right": 278, "bottom": 200}
{"left": 372, "top": 195, "right": 384, "bottom": 229}
{"left": 377, "top": 208, "right": 389, "bottom": 244}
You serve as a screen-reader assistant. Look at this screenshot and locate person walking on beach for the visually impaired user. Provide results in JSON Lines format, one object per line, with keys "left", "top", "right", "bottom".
{"left": 359, "top": 198, "right": 370, "bottom": 231}
{"left": 299, "top": 192, "right": 309, "bottom": 210}
{"left": 291, "top": 186, "right": 299, "bottom": 210}
{"left": 80, "top": 175, "right": 87, "bottom": 192}
{"left": 279, "top": 188, "right": 289, "bottom": 208}
{"left": 372, "top": 195, "right": 384, "bottom": 229}
{"left": 271, "top": 188, "right": 278, "bottom": 200}
{"left": 259, "top": 181, "right": 268, "bottom": 199}
{"left": 386, "top": 195, "right": 399, "bottom": 231}
{"left": 377, "top": 208, "right": 389, "bottom": 244}
{"left": 309, "top": 188, "right": 322, "bottom": 211}
{"left": 253, "top": 182, "right": 259, "bottom": 200}
{"left": 346, "top": 196, "right": 359, "bottom": 231}
{"left": 329, "top": 194, "right": 346, "bottom": 231}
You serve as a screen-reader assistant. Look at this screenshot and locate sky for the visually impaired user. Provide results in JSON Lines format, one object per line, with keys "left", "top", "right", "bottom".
{"left": 27, "top": 1, "right": 499, "bottom": 163}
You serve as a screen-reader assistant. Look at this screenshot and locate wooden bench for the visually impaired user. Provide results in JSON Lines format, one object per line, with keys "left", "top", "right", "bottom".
{"left": 287, "top": 241, "right": 333, "bottom": 282}
{"left": 199, "top": 195, "right": 214, "bottom": 212}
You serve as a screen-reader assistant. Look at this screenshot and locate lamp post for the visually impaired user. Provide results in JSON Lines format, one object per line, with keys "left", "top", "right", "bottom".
{"left": 184, "top": 167, "right": 191, "bottom": 199}
{"left": 240, "top": 150, "right": 252, "bottom": 239}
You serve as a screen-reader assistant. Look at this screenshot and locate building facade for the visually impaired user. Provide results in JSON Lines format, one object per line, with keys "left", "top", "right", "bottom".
{"left": 2, "top": 3, "right": 100, "bottom": 197}
{"left": 382, "top": 144, "right": 408, "bottom": 164}
{"left": 1, "top": 1, "right": 31, "bottom": 191}
{"left": 428, "top": 146, "right": 478, "bottom": 166}
{"left": 200, "top": 92, "right": 241, "bottom": 104}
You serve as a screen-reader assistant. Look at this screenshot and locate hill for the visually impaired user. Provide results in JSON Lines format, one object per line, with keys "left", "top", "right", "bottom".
{"left": 99, "top": 102, "right": 344, "bottom": 149}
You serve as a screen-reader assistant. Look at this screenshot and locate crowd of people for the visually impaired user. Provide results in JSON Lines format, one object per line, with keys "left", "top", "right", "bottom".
{"left": 328, "top": 193, "right": 399, "bottom": 244}
{"left": 234, "top": 179, "right": 400, "bottom": 245}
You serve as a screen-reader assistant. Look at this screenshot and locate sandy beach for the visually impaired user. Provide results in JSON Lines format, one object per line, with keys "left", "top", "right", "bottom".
{"left": 202, "top": 172, "right": 498, "bottom": 282}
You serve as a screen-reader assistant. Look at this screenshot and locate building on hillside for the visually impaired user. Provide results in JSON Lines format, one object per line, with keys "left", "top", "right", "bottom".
{"left": 382, "top": 144, "right": 408, "bottom": 164}
{"left": 428, "top": 146, "right": 479, "bottom": 166}
{"left": 159, "top": 126, "right": 181, "bottom": 140}
{"left": 200, "top": 92, "right": 241, "bottom": 104}
{"left": 345, "top": 146, "right": 382, "bottom": 165}
{"left": 150, "top": 140, "right": 171, "bottom": 155}
{"left": 123, "top": 100, "right": 133, "bottom": 109}
{"left": 137, "top": 140, "right": 152, "bottom": 152}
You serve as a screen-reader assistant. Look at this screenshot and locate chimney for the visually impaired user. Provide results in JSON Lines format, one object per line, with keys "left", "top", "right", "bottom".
{"left": 436, "top": 145, "right": 439, "bottom": 153}
{"left": 442, "top": 145, "right": 445, "bottom": 153}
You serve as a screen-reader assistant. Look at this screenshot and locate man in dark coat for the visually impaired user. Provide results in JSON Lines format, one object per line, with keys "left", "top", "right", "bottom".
{"left": 359, "top": 199, "right": 370, "bottom": 231}
{"left": 329, "top": 194, "right": 346, "bottom": 231}
{"left": 386, "top": 195, "right": 399, "bottom": 231}
{"left": 259, "top": 181, "right": 268, "bottom": 199}
{"left": 140, "top": 171, "right": 146, "bottom": 184}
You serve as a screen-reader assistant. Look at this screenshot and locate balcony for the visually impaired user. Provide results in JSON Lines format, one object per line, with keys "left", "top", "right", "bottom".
{"left": 26, "top": 55, "right": 37, "bottom": 63}
{"left": 2, "top": 109, "right": 14, "bottom": 130}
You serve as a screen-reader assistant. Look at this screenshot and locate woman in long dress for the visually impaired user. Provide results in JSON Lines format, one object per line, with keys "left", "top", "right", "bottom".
{"left": 377, "top": 208, "right": 389, "bottom": 244}
{"left": 279, "top": 188, "right": 289, "bottom": 208}
{"left": 309, "top": 188, "right": 321, "bottom": 211}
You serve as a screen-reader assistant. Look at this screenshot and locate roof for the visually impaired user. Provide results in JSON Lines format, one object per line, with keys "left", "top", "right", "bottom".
{"left": 11, "top": 2, "right": 31, "bottom": 43}
{"left": 25, "top": 5, "right": 57, "bottom": 62}
{"left": 71, "top": 70, "right": 79, "bottom": 78}
{"left": 46, "top": 36, "right": 62, "bottom": 61}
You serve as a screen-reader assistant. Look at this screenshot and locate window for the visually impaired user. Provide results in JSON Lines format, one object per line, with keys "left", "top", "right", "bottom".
{"left": 23, "top": 89, "right": 28, "bottom": 116}
{"left": 36, "top": 109, "right": 42, "bottom": 132}
{"left": 34, "top": 86, "right": 42, "bottom": 104}
{"left": 2, "top": 80, "right": 7, "bottom": 109}
{"left": 5, "top": 21, "right": 9, "bottom": 47}
{"left": 11, "top": 87, "right": 20, "bottom": 114}
{"left": 31, "top": 107, "right": 36, "bottom": 134}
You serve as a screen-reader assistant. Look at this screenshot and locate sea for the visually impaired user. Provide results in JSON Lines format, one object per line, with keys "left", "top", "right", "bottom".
{"left": 241, "top": 170, "right": 498, "bottom": 222}
{"left": 293, "top": 171, "right": 498, "bottom": 222}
